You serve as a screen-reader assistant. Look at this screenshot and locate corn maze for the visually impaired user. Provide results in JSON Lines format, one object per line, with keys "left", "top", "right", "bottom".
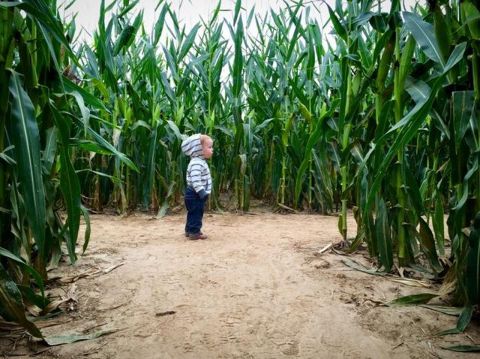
{"left": 0, "top": 0, "right": 479, "bottom": 354}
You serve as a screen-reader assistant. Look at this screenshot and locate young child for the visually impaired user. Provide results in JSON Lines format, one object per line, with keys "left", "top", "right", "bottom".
{"left": 181, "top": 134, "right": 213, "bottom": 240}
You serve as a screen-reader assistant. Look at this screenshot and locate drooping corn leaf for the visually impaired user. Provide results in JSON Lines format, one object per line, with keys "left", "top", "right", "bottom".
{"left": 388, "top": 293, "right": 438, "bottom": 306}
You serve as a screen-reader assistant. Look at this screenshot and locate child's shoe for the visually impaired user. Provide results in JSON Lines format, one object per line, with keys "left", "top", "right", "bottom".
{"left": 188, "top": 232, "right": 208, "bottom": 240}
{"left": 185, "top": 231, "right": 204, "bottom": 237}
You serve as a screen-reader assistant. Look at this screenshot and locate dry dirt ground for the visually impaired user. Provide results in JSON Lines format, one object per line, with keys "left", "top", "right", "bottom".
{"left": 1, "top": 210, "right": 480, "bottom": 358}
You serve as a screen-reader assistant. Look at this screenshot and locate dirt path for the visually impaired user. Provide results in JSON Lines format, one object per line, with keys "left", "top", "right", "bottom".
{"left": 6, "top": 212, "right": 480, "bottom": 358}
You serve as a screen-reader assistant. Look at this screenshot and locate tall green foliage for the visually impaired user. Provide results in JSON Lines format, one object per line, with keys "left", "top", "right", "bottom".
{"left": 70, "top": 0, "right": 479, "bottom": 310}
{"left": 1, "top": 0, "right": 480, "bottom": 335}
{"left": 0, "top": 0, "right": 130, "bottom": 336}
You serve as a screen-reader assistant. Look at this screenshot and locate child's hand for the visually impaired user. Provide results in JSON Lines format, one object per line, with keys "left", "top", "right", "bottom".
{"left": 198, "top": 189, "right": 208, "bottom": 200}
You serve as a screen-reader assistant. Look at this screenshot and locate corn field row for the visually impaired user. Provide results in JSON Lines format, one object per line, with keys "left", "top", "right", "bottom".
{"left": 0, "top": 0, "right": 479, "bottom": 337}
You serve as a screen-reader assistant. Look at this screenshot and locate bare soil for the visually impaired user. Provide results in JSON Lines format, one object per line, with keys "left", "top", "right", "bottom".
{"left": 2, "top": 210, "right": 479, "bottom": 358}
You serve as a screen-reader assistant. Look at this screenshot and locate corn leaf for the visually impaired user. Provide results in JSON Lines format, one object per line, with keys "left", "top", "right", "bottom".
{"left": 418, "top": 217, "right": 442, "bottom": 272}
{"left": 327, "top": 4, "right": 347, "bottom": 43}
{"left": 0, "top": 265, "right": 42, "bottom": 338}
{"left": 388, "top": 293, "right": 438, "bottom": 306}
{"left": 402, "top": 11, "right": 445, "bottom": 67}
{"left": 80, "top": 205, "right": 91, "bottom": 255}
{"left": 50, "top": 104, "right": 81, "bottom": 264}
{"left": 87, "top": 127, "right": 139, "bottom": 172}
{"left": 461, "top": 2, "right": 480, "bottom": 40}
{"left": 419, "top": 305, "right": 463, "bottom": 316}
{"left": 452, "top": 91, "right": 475, "bottom": 152}
{"left": 433, "top": 197, "right": 445, "bottom": 256}
{"left": 293, "top": 117, "right": 323, "bottom": 207}
{"left": 43, "top": 329, "right": 117, "bottom": 346}
{"left": 437, "top": 306, "right": 473, "bottom": 335}
{"left": 8, "top": 71, "right": 46, "bottom": 268}
{"left": 442, "top": 345, "right": 480, "bottom": 352}
{"left": 342, "top": 258, "right": 386, "bottom": 276}
{"left": 0, "top": 247, "right": 44, "bottom": 297}
{"left": 375, "top": 197, "right": 393, "bottom": 272}
{"left": 62, "top": 77, "right": 107, "bottom": 112}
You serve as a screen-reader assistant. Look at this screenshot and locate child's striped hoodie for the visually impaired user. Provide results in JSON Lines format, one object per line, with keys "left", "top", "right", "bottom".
{"left": 181, "top": 134, "right": 212, "bottom": 199}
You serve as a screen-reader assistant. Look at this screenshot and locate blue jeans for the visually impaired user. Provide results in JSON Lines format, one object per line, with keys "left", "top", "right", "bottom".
{"left": 184, "top": 187, "right": 207, "bottom": 234}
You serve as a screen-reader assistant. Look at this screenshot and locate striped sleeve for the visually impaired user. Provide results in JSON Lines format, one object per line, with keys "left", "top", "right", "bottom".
{"left": 189, "top": 163, "right": 205, "bottom": 193}
{"left": 186, "top": 158, "right": 212, "bottom": 195}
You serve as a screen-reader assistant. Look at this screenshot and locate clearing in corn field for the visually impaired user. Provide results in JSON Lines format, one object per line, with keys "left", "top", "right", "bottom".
{"left": 2, "top": 209, "right": 479, "bottom": 358}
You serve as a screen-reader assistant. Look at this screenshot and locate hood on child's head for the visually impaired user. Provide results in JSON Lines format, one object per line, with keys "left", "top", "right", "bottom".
{"left": 181, "top": 134, "right": 204, "bottom": 158}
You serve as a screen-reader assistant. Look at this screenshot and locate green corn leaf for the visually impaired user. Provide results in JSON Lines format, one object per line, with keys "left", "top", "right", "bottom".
{"left": 461, "top": 2, "right": 480, "bottom": 40}
{"left": 285, "top": 3, "right": 304, "bottom": 61}
{"left": 58, "top": 144, "right": 80, "bottom": 263}
{"left": 443, "top": 41, "right": 467, "bottom": 71}
{"left": 341, "top": 258, "right": 387, "bottom": 276}
{"left": 75, "top": 169, "right": 121, "bottom": 184}
{"left": 456, "top": 305, "right": 474, "bottom": 332}
{"left": 442, "top": 345, "right": 480, "bottom": 352}
{"left": 452, "top": 159, "right": 478, "bottom": 211}
{"left": 118, "top": 0, "right": 140, "bottom": 18}
{"left": 452, "top": 91, "right": 475, "bottom": 153}
{"left": 418, "top": 217, "right": 442, "bottom": 272}
{"left": 376, "top": 32, "right": 394, "bottom": 92}
{"left": 160, "top": 71, "right": 176, "bottom": 103}
{"left": 69, "top": 91, "right": 90, "bottom": 131}
{"left": 8, "top": 70, "right": 46, "bottom": 270}
{"left": 437, "top": 306, "right": 473, "bottom": 335}
{"left": 0, "top": 2, "right": 21, "bottom": 8}
{"left": 87, "top": 127, "right": 139, "bottom": 172}
{"left": 63, "top": 77, "right": 107, "bottom": 112}
{"left": 306, "top": 27, "right": 315, "bottom": 82}
{"left": 433, "top": 197, "right": 445, "bottom": 256}
{"left": 369, "top": 13, "right": 388, "bottom": 32}
{"left": 74, "top": 140, "right": 113, "bottom": 155}
{"left": 231, "top": 16, "right": 244, "bottom": 100}
{"left": 42, "top": 127, "right": 57, "bottom": 175}
{"left": 402, "top": 11, "right": 445, "bottom": 67}
{"left": 0, "top": 247, "right": 44, "bottom": 297}
{"left": 465, "top": 217, "right": 480, "bottom": 304}
{"left": 113, "top": 25, "right": 137, "bottom": 56}
{"left": 404, "top": 77, "right": 431, "bottom": 105}
{"left": 398, "top": 36, "right": 416, "bottom": 90}
{"left": 0, "top": 265, "right": 42, "bottom": 338}
{"left": 375, "top": 197, "right": 393, "bottom": 272}
{"left": 388, "top": 293, "right": 438, "bottom": 306}
{"left": 154, "top": 3, "right": 169, "bottom": 45}
{"left": 166, "top": 120, "right": 183, "bottom": 140}
{"left": 80, "top": 205, "right": 91, "bottom": 255}
{"left": 433, "top": 2, "right": 452, "bottom": 61}
{"left": 419, "top": 305, "right": 463, "bottom": 316}
{"left": 234, "top": 0, "right": 242, "bottom": 25}
{"left": 143, "top": 125, "right": 158, "bottom": 208}
{"left": 17, "top": 285, "right": 48, "bottom": 310}
{"left": 50, "top": 104, "right": 81, "bottom": 264}
{"left": 293, "top": 109, "right": 330, "bottom": 207}
{"left": 210, "top": 0, "right": 222, "bottom": 25}
{"left": 43, "top": 329, "right": 117, "bottom": 346}
{"left": 327, "top": 4, "right": 347, "bottom": 43}
{"left": 178, "top": 23, "right": 200, "bottom": 62}
{"left": 0, "top": 145, "right": 16, "bottom": 166}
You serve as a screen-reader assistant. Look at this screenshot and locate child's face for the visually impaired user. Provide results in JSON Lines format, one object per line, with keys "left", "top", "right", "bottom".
{"left": 202, "top": 138, "right": 213, "bottom": 159}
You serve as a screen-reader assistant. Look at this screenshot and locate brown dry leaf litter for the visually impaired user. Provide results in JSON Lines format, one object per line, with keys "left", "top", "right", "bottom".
{"left": 1, "top": 211, "right": 479, "bottom": 358}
